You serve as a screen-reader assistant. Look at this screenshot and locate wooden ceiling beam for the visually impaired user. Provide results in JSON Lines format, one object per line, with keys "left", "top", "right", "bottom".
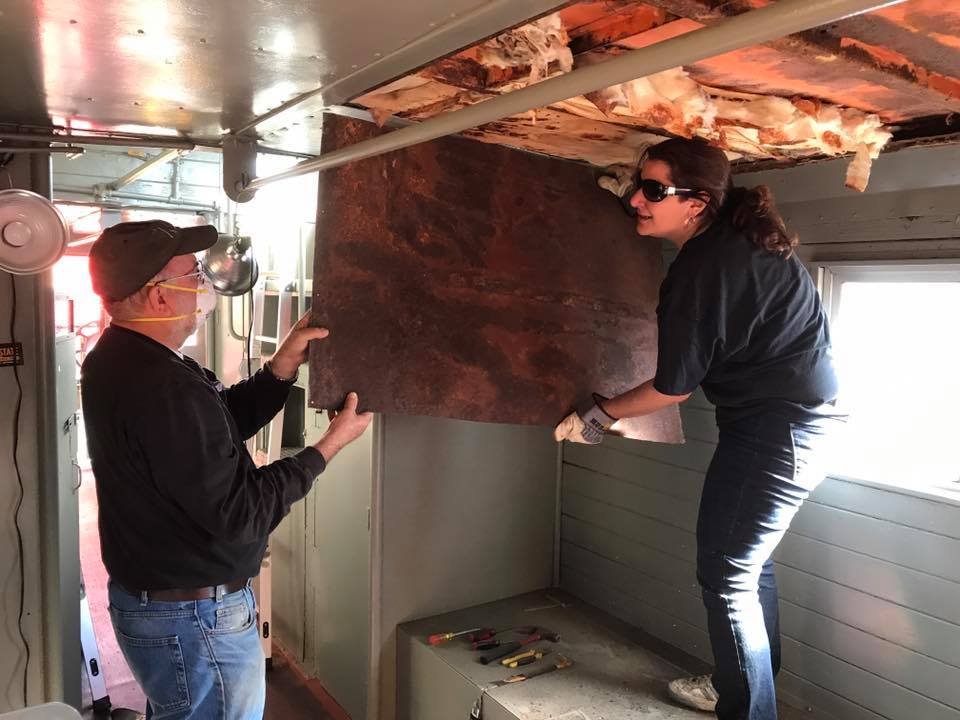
{"left": 639, "top": 0, "right": 960, "bottom": 114}
{"left": 421, "top": 2, "right": 675, "bottom": 92}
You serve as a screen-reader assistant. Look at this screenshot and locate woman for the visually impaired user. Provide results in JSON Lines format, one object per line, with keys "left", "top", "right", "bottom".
{"left": 555, "top": 138, "right": 842, "bottom": 720}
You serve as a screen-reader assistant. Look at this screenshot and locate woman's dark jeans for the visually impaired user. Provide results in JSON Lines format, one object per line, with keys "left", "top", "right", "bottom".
{"left": 697, "top": 412, "right": 839, "bottom": 720}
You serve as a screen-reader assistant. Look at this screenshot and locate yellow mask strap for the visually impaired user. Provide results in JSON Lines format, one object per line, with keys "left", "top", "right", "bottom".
{"left": 125, "top": 309, "right": 202, "bottom": 323}
{"left": 150, "top": 282, "right": 209, "bottom": 295}
{"left": 124, "top": 281, "right": 210, "bottom": 322}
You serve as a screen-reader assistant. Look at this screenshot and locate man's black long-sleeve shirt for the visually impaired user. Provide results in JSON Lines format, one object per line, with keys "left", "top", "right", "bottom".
{"left": 80, "top": 325, "right": 326, "bottom": 590}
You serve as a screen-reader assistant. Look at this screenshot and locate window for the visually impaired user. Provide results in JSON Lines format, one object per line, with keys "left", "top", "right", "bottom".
{"left": 819, "top": 262, "right": 960, "bottom": 495}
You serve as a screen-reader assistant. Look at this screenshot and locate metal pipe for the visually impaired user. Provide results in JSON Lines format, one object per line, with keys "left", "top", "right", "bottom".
{"left": 53, "top": 185, "right": 219, "bottom": 211}
{"left": 55, "top": 198, "right": 216, "bottom": 216}
{"left": 0, "top": 129, "right": 318, "bottom": 159}
{"left": 253, "top": 145, "right": 316, "bottom": 160}
{"left": 169, "top": 156, "right": 182, "bottom": 201}
{"left": 0, "top": 131, "right": 196, "bottom": 150}
{"left": 106, "top": 148, "right": 184, "bottom": 191}
{"left": 247, "top": 0, "right": 906, "bottom": 190}
{"left": 0, "top": 146, "right": 84, "bottom": 156}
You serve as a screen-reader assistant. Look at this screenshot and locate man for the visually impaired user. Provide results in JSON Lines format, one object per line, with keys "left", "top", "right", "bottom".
{"left": 81, "top": 220, "right": 371, "bottom": 720}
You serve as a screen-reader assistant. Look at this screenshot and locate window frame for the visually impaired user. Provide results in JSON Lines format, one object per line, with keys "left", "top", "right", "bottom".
{"left": 814, "top": 259, "right": 960, "bottom": 506}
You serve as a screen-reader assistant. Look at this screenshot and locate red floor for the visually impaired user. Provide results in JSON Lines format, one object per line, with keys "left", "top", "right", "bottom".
{"left": 79, "top": 467, "right": 146, "bottom": 715}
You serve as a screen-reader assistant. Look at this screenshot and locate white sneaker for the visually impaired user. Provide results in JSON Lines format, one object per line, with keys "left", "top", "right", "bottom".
{"left": 668, "top": 675, "right": 719, "bottom": 712}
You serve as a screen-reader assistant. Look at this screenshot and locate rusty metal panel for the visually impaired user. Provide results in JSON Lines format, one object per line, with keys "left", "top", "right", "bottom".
{"left": 308, "top": 114, "right": 681, "bottom": 443}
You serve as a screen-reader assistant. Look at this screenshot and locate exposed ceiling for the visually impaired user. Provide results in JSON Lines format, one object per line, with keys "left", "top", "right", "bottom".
{"left": 353, "top": 0, "right": 960, "bottom": 181}
{"left": 0, "top": 0, "right": 958, "bottom": 182}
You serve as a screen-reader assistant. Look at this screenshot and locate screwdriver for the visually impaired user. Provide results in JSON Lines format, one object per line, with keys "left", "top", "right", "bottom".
{"left": 428, "top": 627, "right": 485, "bottom": 646}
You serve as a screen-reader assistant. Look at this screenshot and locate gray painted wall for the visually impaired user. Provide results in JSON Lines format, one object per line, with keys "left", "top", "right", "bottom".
{"left": 375, "top": 415, "right": 558, "bottom": 720}
{"left": 560, "top": 143, "right": 960, "bottom": 720}
{"left": 268, "top": 412, "right": 558, "bottom": 720}
{"left": 0, "top": 153, "right": 59, "bottom": 711}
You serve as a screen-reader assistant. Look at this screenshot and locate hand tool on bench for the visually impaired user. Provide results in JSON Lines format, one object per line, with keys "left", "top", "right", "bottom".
{"left": 496, "top": 655, "right": 573, "bottom": 686}
{"left": 471, "top": 625, "right": 539, "bottom": 650}
{"left": 429, "top": 627, "right": 486, "bottom": 645}
{"left": 502, "top": 648, "right": 552, "bottom": 668}
{"left": 478, "top": 628, "right": 560, "bottom": 664}
{"left": 469, "top": 656, "right": 573, "bottom": 718}
{"left": 435, "top": 624, "right": 537, "bottom": 647}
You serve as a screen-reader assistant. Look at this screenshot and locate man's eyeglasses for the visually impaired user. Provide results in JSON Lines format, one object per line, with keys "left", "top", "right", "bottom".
{"left": 147, "top": 263, "right": 202, "bottom": 287}
{"left": 635, "top": 177, "right": 696, "bottom": 203}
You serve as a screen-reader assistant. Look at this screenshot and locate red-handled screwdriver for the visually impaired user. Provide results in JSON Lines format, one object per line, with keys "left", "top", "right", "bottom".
{"left": 429, "top": 627, "right": 484, "bottom": 646}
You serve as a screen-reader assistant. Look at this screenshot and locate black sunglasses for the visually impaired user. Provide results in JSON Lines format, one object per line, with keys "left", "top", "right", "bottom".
{"left": 634, "top": 177, "right": 696, "bottom": 203}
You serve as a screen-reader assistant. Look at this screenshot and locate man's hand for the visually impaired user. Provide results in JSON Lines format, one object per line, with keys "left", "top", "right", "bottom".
{"left": 269, "top": 313, "right": 329, "bottom": 380}
{"left": 314, "top": 392, "right": 373, "bottom": 463}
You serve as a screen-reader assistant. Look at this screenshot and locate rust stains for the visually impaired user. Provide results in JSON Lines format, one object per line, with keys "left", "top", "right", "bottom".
{"left": 352, "top": 1, "right": 958, "bottom": 175}
{"left": 309, "top": 114, "right": 683, "bottom": 443}
{"left": 840, "top": 37, "right": 960, "bottom": 102}
{"left": 567, "top": 4, "right": 671, "bottom": 54}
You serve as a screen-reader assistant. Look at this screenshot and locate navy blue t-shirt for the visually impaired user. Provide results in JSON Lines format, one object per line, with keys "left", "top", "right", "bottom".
{"left": 653, "top": 218, "right": 839, "bottom": 425}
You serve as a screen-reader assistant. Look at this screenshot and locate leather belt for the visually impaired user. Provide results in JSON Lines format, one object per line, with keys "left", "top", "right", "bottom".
{"left": 133, "top": 578, "right": 248, "bottom": 602}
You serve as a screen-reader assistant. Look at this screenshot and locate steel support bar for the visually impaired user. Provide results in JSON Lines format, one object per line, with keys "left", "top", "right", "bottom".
{"left": 0, "top": 131, "right": 196, "bottom": 150}
{"left": 246, "top": 0, "right": 905, "bottom": 191}
{"left": 0, "top": 146, "right": 84, "bottom": 156}
{"left": 53, "top": 185, "right": 219, "bottom": 211}
{"left": 105, "top": 148, "right": 185, "bottom": 191}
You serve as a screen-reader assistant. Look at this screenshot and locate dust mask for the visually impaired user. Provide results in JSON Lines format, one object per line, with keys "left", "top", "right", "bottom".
{"left": 195, "top": 273, "right": 218, "bottom": 320}
{"left": 125, "top": 272, "right": 218, "bottom": 324}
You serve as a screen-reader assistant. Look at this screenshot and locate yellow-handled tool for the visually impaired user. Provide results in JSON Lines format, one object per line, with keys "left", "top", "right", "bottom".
{"left": 502, "top": 656, "right": 573, "bottom": 684}
{"left": 501, "top": 648, "right": 551, "bottom": 668}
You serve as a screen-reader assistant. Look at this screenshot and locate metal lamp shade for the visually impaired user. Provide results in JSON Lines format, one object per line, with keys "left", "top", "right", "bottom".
{"left": 202, "top": 234, "right": 259, "bottom": 296}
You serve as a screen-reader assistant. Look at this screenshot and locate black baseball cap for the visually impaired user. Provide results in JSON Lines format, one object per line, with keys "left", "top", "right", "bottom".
{"left": 89, "top": 220, "right": 219, "bottom": 301}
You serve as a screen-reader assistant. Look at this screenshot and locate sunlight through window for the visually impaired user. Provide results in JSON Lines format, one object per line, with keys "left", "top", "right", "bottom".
{"left": 829, "top": 271, "right": 960, "bottom": 491}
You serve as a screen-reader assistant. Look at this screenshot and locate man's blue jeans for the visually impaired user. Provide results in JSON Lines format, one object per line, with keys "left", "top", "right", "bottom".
{"left": 108, "top": 581, "right": 265, "bottom": 719}
{"left": 697, "top": 412, "right": 838, "bottom": 720}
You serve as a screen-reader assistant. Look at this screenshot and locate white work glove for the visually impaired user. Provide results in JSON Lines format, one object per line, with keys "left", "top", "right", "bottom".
{"left": 597, "top": 166, "right": 636, "bottom": 198}
{"left": 554, "top": 395, "right": 618, "bottom": 444}
{"left": 597, "top": 166, "right": 638, "bottom": 217}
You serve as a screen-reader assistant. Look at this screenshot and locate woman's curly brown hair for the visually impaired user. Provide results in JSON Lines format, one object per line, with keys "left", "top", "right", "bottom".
{"left": 642, "top": 138, "right": 798, "bottom": 258}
